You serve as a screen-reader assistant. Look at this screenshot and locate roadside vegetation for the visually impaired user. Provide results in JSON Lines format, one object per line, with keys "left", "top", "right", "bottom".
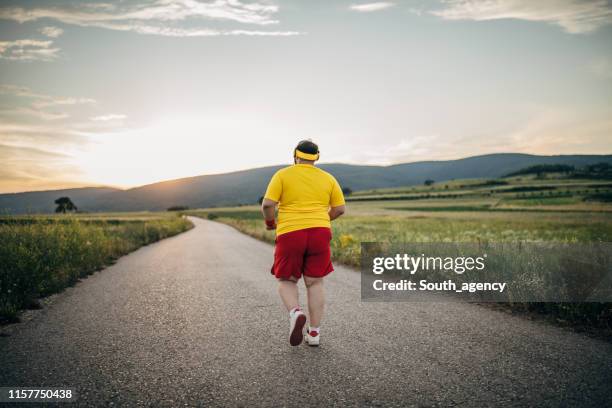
{"left": 185, "top": 169, "right": 612, "bottom": 336}
{"left": 0, "top": 212, "right": 193, "bottom": 323}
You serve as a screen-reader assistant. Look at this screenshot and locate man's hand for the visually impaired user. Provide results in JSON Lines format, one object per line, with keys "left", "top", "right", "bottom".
{"left": 329, "top": 205, "right": 346, "bottom": 221}
{"left": 261, "top": 197, "right": 278, "bottom": 230}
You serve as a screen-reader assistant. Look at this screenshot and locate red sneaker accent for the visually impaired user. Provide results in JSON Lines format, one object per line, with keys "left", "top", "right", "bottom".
{"left": 309, "top": 330, "right": 318, "bottom": 337}
{"left": 290, "top": 314, "right": 306, "bottom": 346}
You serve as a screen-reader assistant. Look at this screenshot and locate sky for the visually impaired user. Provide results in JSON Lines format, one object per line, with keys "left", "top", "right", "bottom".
{"left": 0, "top": 0, "right": 611, "bottom": 193}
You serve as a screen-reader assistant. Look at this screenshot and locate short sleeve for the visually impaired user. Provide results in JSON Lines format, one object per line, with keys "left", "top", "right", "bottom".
{"left": 330, "top": 176, "right": 345, "bottom": 207}
{"left": 264, "top": 171, "right": 282, "bottom": 202}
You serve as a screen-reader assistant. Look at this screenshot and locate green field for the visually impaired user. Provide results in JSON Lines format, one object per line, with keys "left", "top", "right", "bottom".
{"left": 0, "top": 212, "right": 193, "bottom": 322}
{"left": 186, "top": 204, "right": 612, "bottom": 264}
{"left": 349, "top": 174, "right": 612, "bottom": 212}
{"left": 185, "top": 176, "right": 612, "bottom": 334}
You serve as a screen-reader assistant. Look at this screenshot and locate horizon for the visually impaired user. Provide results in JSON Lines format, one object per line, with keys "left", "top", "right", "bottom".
{"left": 1, "top": 1, "right": 611, "bottom": 193}
{"left": 2, "top": 150, "right": 611, "bottom": 195}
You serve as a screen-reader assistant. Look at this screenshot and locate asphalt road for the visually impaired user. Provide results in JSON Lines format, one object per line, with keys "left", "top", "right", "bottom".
{"left": 1, "top": 216, "right": 611, "bottom": 407}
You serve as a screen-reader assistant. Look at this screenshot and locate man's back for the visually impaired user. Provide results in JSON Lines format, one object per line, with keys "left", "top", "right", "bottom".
{"left": 264, "top": 164, "right": 345, "bottom": 236}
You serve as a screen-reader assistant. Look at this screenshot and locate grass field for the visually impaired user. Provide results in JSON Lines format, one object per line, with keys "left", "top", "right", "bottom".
{"left": 184, "top": 176, "right": 612, "bottom": 334}
{"left": 186, "top": 201, "right": 612, "bottom": 263}
{"left": 348, "top": 173, "right": 612, "bottom": 212}
{"left": 0, "top": 212, "right": 193, "bottom": 323}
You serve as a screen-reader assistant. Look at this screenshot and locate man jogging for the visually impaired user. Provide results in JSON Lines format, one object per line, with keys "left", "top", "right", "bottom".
{"left": 261, "top": 140, "right": 346, "bottom": 347}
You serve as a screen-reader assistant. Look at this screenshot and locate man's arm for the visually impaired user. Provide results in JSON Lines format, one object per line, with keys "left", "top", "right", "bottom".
{"left": 261, "top": 198, "right": 278, "bottom": 230}
{"left": 329, "top": 176, "right": 345, "bottom": 221}
{"left": 328, "top": 205, "right": 346, "bottom": 221}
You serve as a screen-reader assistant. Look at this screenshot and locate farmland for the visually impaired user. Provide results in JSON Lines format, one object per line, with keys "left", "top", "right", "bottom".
{"left": 347, "top": 173, "right": 612, "bottom": 210}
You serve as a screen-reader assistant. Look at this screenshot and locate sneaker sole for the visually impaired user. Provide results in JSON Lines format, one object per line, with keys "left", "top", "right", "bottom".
{"left": 290, "top": 314, "right": 306, "bottom": 346}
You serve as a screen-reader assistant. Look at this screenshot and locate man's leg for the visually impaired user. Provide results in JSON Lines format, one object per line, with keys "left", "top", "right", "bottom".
{"left": 304, "top": 276, "right": 325, "bottom": 327}
{"left": 278, "top": 277, "right": 299, "bottom": 311}
{"left": 279, "top": 276, "right": 306, "bottom": 346}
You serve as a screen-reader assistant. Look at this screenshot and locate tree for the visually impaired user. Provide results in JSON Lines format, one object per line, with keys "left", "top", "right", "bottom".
{"left": 167, "top": 206, "right": 189, "bottom": 211}
{"left": 586, "top": 162, "right": 611, "bottom": 173}
{"left": 424, "top": 179, "right": 434, "bottom": 186}
{"left": 55, "top": 197, "right": 77, "bottom": 213}
{"left": 342, "top": 187, "right": 353, "bottom": 196}
{"left": 505, "top": 164, "right": 574, "bottom": 178}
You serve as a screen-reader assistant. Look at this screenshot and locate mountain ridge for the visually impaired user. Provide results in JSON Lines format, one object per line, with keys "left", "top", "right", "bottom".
{"left": 2, "top": 153, "right": 611, "bottom": 214}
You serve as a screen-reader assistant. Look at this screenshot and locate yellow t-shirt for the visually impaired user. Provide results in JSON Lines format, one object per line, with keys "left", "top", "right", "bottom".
{"left": 264, "top": 164, "right": 345, "bottom": 236}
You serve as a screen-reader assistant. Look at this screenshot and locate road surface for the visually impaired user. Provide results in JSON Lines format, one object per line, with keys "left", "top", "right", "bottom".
{"left": 1, "top": 217, "right": 611, "bottom": 407}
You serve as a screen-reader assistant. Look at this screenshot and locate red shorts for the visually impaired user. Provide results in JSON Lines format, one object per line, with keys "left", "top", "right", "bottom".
{"left": 271, "top": 227, "right": 334, "bottom": 280}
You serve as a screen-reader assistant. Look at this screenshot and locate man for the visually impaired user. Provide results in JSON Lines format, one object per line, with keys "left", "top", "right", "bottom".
{"left": 261, "top": 140, "right": 346, "bottom": 347}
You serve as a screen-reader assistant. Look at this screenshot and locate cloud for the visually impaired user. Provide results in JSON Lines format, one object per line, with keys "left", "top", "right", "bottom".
{"left": 0, "top": 143, "right": 83, "bottom": 193}
{"left": 349, "top": 2, "right": 396, "bottom": 12}
{"left": 356, "top": 135, "right": 461, "bottom": 165}
{"left": 0, "top": 121, "right": 88, "bottom": 148}
{"left": 0, "top": 84, "right": 44, "bottom": 99}
{"left": 91, "top": 114, "right": 127, "bottom": 121}
{"left": 0, "top": 119, "right": 99, "bottom": 193}
{"left": 0, "top": 143, "right": 70, "bottom": 161}
{"left": 222, "top": 29, "right": 301, "bottom": 36}
{"left": 0, "top": 84, "right": 119, "bottom": 193}
{"left": 70, "top": 23, "right": 301, "bottom": 37}
{"left": 0, "top": 39, "right": 59, "bottom": 61}
{"left": 504, "top": 108, "right": 612, "bottom": 153}
{"left": 39, "top": 26, "right": 64, "bottom": 38}
{"left": 0, "top": 0, "right": 301, "bottom": 37}
{"left": 0, "top": 84, "right": 97, "bottom": 122}
{"left": 431, "top": 0, "right": 612, "bottom": 34}
{"left": 0, "top": 84, "right": 96, "bottom": 107}
{"left": 349, "top": 106, "right": 612, "bottom": 166}
{"left": 32, "top": 97, "right": 96, "bottom": 109}
{"left": 0, "top": 107, "right": 69, "bottom": 121}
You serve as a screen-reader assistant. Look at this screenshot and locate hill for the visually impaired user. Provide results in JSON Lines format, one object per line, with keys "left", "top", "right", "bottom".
{"left": 0, "top": 187, "right": 121, "bottom": 214}
{"left": 1, "top": 153, "right": 611, "bottom": 214}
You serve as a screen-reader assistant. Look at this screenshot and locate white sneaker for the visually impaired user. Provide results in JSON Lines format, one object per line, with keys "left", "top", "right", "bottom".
{"left": 304, "top": 329, "right": 320, "bottom": 347}
{"left": 289, "top": 310, "right": 306, "bottom": 346}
